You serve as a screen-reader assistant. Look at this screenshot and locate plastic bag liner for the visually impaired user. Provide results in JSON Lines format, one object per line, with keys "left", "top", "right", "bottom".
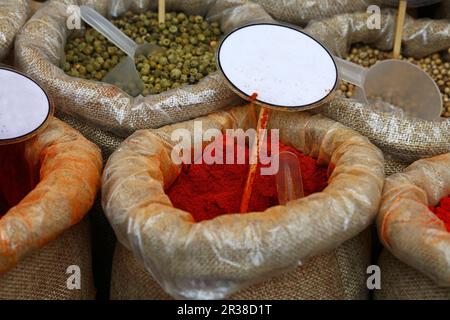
{"left": 0, "top": 118, "right": 102, "bottom": 274}
{"left": 304, "top": 10, "right": 450, "bottom": 163}
{"left": 251, "top": 0, "right": 379, "bottom": 26}
{"left": 14, "top": 0, "right": 272, "bottom": 138}
{"left": 377, "top": 153, "right": 450, "bottom": 287}
{"left": 0, "top": 0, "right": 30, "bottom": 61}
{"left": 102, "top": 105, "right": 385, "bottom": 299}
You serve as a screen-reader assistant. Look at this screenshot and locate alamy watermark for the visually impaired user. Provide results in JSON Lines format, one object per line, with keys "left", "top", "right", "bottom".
{"left": 66, "top": 265, "right": 81, "bottom": 290}
{"left": 171, "top": 121, "right": 280, "bottom": 176}
{"left": 367, "top": 5, "right": 381, "bottom": 30}
{"left": 66, "top": 5, "right": 82, "bottom": 30}
{"left": 367, "top": 265, "right": 381, "bottom": 290}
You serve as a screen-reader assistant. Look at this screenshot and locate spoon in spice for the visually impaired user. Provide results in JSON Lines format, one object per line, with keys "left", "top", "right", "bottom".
{"left": 276, "top": 151, "right": 305, "bottom": 205}
{"left": 79, "top": 6, "right": 164, "bottom": 96}
{"left": 335, "top": 56, "right": 443, "bottom": 121}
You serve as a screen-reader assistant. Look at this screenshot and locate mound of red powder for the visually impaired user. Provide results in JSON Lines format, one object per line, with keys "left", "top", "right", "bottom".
{"left": 0, "top": 143, "right": 34, "bottom": 217}
{"left": 429, "top": 197, "right": 450, "bottom": 232}
{"left": 167, "top": 134, "right": 328, "bottom": 222}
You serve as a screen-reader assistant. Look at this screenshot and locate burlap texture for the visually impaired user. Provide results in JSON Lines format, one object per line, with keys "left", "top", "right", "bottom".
{"left": 377, "top": 153, "right": 450, "bottom": 287}
{"left": 111, "top": 229, "right": 372, "bottom": 300}
{"left": 306, "top": 9, "right": 450, "bottom": 59}
{"left": 0, "top": 118, "right": 103, "bottom": 274}
{"left": 320, "top": 99, "right": 450, "bottom": 163}
{"left": 0, "top": 219, "right": 95, "bottom": 300}
{"left": 374, "top": 250, "right": 450, "bottom": 300}
{"left": 0, "top": 0, "right": 29, "bottom": 61}
{"left": 102, "top": 105, "right": 384, "bottom": 299}
{"left": 384, "top": 156, "right": 409, "bottom": 176}
{"left": 14, "top": 0, "right": 272, "bottom": 139}
{"left": 304, "top": 11, "right": 450, "bottom": 163}
{"left": 251, "top": 0, "right": 378, "bottom": 26}
{"left": 56, "top": 111, "right": 122, "bottom": 160}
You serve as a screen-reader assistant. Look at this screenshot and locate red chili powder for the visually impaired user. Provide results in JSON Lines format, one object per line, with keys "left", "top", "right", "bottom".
{"left": 429, "top": 197, "right": 450, "bottom": 232}
{"left": 0, "top": 142, "right": 34, "bottom": 217}
{"left": 167, "top": 134, "right": 328, "bottom": 222}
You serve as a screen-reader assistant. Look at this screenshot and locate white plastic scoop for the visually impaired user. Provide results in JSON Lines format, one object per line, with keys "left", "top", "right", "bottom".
{"left": 218, "top": 23, "right": 443, "bottom": 120}
{"left": 335, "top": 57, "right": 443, "bottom": 121}
{"left": 80, "top": 6, "right": 163, "bottom": 96}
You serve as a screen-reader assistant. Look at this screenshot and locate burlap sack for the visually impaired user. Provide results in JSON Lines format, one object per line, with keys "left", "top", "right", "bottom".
{"left": 102, "top": 105, "right": 385, "bottom": 299}
{"left": 0, "top": 0, "right": 30, "bottom": 62}
{"left": 374, "top": 250, "right": 450, "bottom": 300}
{"left": 306, "top": 9, "right": 450, "bottom": 59}
{"left": 304, "top": 10, "right": 450, "bottom": 163}
{"left": 56, "top": 110, "right": 122, "bottom": 160}
{"left": 0, "top": 219, "right": 95, "bottom": 300}
{"left": 251, "top": 0, "right": 378, "bottom": 26}
{"left": 377, "top": 153, "right": 450, "bottom": 287}
{"left": 111, "top": 229, "right": 372, "bottom": 300}
{"left": 0, "top": 118, "right": 103, "bottom": 274}
{"left": 375, "top": 155, "right": 449, "bottom": 300}
{"left": 14, "top": 0, "right": 272, "bottom": 140}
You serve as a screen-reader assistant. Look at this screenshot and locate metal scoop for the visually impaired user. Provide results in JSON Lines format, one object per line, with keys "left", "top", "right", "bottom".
{"left": 276, "top": 151, "right": 304, "bottom": 205}
{"left": 80, "top": 6, "right": 163, "bottom": 96}
{"left": 335, "top": 57, "right": 443, "bottom": 121}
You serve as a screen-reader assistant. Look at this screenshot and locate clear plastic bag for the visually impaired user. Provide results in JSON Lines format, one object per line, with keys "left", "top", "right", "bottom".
{"left": 0, "top": 118, "right": 102, "bottom": 274}
{"left": 0, "top": 0, "right": 30, "bottom": 61}
{"left": 14, "top": 0, "right": 273, "bottom": 138}
{"left": 102, "top": 105, "right": 385, "bottom": 299}
{"left": 377, "top": 153, "right": 450, "bottom": 286}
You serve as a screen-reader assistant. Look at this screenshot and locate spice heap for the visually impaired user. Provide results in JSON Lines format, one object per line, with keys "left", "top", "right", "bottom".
{"left": 0, "top": 143, "right": 34, "bottom": 217}
{"left": 63, "top": 11, "right": 222, "bottom": 95}
{"left": 338, "top": 45, "right": 450, "bottom": 117}
{"left": 167, "top": 134, "right": 328, "bottom": 222}
{"left": 429, "top": 196, "right": 450, "bottom": 232}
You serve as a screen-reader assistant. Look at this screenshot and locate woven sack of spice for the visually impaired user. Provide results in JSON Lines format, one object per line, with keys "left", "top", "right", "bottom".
{"left": 102, "top": 105, "right": 384, "bottom": 299}
{"left": 0, "top": 118, "right": 102, "bottom": 274}
{"left": 375, "top": 154, "right": 450, "bottom": 296}
{"left": 304, "top": 10, "right": 450, "bottom": 163}
{"left": 13, "top": 0, "right": 271, "bottom": 145}
{"left": 375, "top": 155, "right": 449, "bottom": 300}
{"left": 251, "top": 0, "right": 379, "bottom": 26}
{"left": 0, "top": 219, "right": 96, "bottom": 300}
{"left": 0, "top": 0, "right": 30, "bottom": 62}
{"left": 111, "top": 229, "right": 372, "bottom": 300}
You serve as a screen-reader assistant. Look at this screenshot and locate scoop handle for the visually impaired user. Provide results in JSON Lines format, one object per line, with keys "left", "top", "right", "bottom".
{"left": 80, "top": 6, "right": 137, "bottom": 57}
{"left": 334, "top": 56, "right": 367, "bottom": 88}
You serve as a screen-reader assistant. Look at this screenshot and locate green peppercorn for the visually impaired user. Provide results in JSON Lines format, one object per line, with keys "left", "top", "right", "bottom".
{"left": 63, "top": 62, "right": 71, "bottom": 71}
{"left": 170, "top": 68, "right": 182, "bottom": 80}
{"left": 169, "top": 25, "right": 178, "bottom": 34}
{"left": 64, "top": 10, "right": 222, "bottom": 95}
